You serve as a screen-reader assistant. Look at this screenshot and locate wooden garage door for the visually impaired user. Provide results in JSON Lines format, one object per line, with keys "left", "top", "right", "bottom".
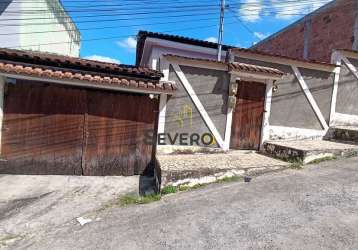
{"left": 0, "top": 81, "right": 86, "bottom": 175}
{"left": 230, "top": 81, "right": 266, "bottom": 150}
{"left": 0, "top": 80, "right": 158, "bottom": 176}
{"left": 83, "top": 90, "right": 158, "bottom": 176}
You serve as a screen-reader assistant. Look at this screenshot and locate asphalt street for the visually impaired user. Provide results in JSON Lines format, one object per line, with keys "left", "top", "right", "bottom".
{"left": 9, "top": 157, "right": 358, "bottom": 250}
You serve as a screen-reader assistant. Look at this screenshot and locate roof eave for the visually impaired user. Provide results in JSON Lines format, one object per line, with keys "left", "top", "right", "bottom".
{"left": 0, "top": 61, "right": 176, "bottom": 95}
{"left": 230, "top": 49, "right": 336, "bottom": 72}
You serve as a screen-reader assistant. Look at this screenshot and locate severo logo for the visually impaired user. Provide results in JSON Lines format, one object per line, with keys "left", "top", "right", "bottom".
{"left": 144, "top": 130, "right": 215, "bottom": 146}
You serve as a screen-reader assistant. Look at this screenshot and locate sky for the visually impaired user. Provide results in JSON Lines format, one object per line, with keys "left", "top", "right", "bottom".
{"left": 63, "top": 0, "right": 333, "bottom": 65}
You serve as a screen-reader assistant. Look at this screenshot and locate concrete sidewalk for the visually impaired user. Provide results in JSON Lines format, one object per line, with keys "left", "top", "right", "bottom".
{"left": 157, "top": 150, "right": 288, "bottom": 187}
{"left": 264, "top": 139, "right": 358, "bottom": 164}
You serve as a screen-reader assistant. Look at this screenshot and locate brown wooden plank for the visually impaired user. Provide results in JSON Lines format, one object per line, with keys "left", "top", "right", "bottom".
{"left": 230, "top": 81, "right": 266, "bottom": 150}
{"left": 0, "top": 80, "right": 87, "bottom": 175}
{"left": 83, "top": 90, "right": 158, "bottom": 176}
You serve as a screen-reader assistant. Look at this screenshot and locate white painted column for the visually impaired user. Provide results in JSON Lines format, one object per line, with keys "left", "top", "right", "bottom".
{"left": 223, "top": 74, "right": 237, "bottom": 151}
{"left": 329, "top": 52, "right": 342, "bottom": 125}
{"left": 260, "top": 80, "right": 273, "bottom": 150}
{"left": 223, "top": 107, "right": 233, "bottom": 151}
{"left": 0, "top": 77, "right": 5, "bottom": 154}
{"left": 157, "top": 58, "right": 170, "bottom": 134}
{"left": 223, "top": 50, "right": 235, "bottom": 150}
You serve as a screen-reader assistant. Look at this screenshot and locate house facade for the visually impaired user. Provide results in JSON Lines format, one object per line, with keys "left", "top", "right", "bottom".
{"left": 252, "top": 0, "right": 358, "bottom": 63}
{"left": 230, "top": 48, "right": 337, "bottom": 141}
{"left": 0, "top": 0, "right": 80, "bottom": 57}
{"left": 0, "top": 48, "right": 176, "bottom": 175}
{"left": 137, "top": 31, "right": 357, "bottom": 153}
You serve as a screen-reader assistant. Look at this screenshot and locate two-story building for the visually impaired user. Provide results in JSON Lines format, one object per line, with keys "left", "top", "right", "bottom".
{"left": 0, "top": 0, "right": 80, "bottom": 57}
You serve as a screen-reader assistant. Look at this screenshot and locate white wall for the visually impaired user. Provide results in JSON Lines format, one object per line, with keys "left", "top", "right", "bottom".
{"left": 140, "top": 38, "right": 227, "bottom": 69}
{"left": 0, "top": 0, "right": 80, "bottom": 57}
{"left": 0, "top": 0, "right": 21, "bottom": 48}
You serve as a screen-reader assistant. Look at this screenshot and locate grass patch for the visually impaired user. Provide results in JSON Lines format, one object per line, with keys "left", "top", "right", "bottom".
{"left": 102, "top": 182, "right": 210, "bottom": 209}
{"left": 308, "top": 156, "right": 337, "bottom": 165}
{"left": 216, "top": 176, "right": 242, "bottom": 183}
{"left": 190, "top": 183, "right": 207, "bottom": 189}
{"left": 161, "top": 185, "right": 177, "bottom": 195}
{"left": 161, "top": 183, "right": 208, "bottom": 195}
{"left": 176, "top": 183, "right": 207, "bottom": 192}
{"left": 289, "top": 161, "right": 303, "bottom": 169}
{"left": 178, "top": 185, "right": 191, "bottom": 192}
{"left": 119, "top": 194, "right": 161, "bottom": 206}
{"left": 0, "top": 234, "right": 22, "bottom": 246}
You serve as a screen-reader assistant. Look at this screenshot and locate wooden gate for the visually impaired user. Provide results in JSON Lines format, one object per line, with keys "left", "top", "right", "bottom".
{"left": 230, "top": 81, "right": 266, "bottom": 150}
{"left": 0, "top": 80, "right": 158, "bottom": 176}
{"left": 83, "top": 90, "right": 157, "bottom": 176}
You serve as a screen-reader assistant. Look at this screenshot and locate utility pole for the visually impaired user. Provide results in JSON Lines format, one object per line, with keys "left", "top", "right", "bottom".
{"left": 217, "top": 0, "right": 225, "bottom": 61}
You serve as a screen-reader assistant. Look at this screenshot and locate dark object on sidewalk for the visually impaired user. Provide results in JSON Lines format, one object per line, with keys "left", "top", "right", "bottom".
{"left": 244, "top": 176, "right": 252, "bottom": 183}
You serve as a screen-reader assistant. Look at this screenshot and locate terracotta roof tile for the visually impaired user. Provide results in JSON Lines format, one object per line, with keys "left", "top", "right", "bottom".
{"left": 231, "top": 48, "right": 335, "bottom": 67}
{"left": 163, "top": 54, "right": 284, "bottom": 77}
{"left": 0, "top": 48, "right": 176, "bottom": 94}
{"left": 229, "top": 62, "right": 284, "bottom": 76}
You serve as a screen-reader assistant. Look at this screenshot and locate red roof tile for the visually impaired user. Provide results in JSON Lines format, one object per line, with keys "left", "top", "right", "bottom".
{"left": 229, "top": 62, "right": 283, "bottom": 76}
{"left": 231, "top": 48, "right": 336, "bottom": 67}
{"left": 163, "top": 54, "right": 284, "bottom": 77}
{"left": 0, "top": 48, "right": 176, "bottom": 93}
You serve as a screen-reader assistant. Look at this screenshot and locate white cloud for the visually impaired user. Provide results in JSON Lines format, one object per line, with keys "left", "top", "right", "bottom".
{"left": 117, "top": 37, "right": 137, "bottom": 50}
{"left": 205, "top": 37, "right": 218, "bottom": 43}
{"left": 253, "top": 32, "right": 269, "bottom": 40}
{"left": 84, "top": 55, "right": 121, "bottom": 64}
{"left": 237, "top": 0, "right": 331, "bottom": 22}
{"left": 239, "top": 0, "right": 263, "bottom": 22}
{"left": 270, "top": 0, "right": 331, "bottom": 20}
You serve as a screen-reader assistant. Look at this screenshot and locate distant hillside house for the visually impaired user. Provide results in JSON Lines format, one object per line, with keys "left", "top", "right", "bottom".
{"left": 0, "top": 0, "right": 80, "bottom": 57}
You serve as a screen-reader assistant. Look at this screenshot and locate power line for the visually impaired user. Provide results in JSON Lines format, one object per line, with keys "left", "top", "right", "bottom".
{"left": 227, "top": 8, "right": 258, "bottom": 39}
{"left": 0, "top": 0, "right": 332, "bottom": 14}
{"left": 0, "top": 3, "right": 224, "bottom": 14}
{"left": 0, "top": 11, "right": 222, "bottom": 26}
{"left": 0, "top": 0, "right": 335, "bottom": 25}
{"left": 0, "top": 7, "right": 224, "bottom": 26}
{"left": 0, "top": 15, "right": 240, "bottom": 36}
{"left": 0, "top": 4, "right": 330, "bottom": 26}
{"left": 6, "top": 21, "right": 238, "bottom": 49}
{"left": 0, "top": 0, "right": 334, "bottom": 49}
{"left": 0, "top": 0, "right": 331, "bottom": 10}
